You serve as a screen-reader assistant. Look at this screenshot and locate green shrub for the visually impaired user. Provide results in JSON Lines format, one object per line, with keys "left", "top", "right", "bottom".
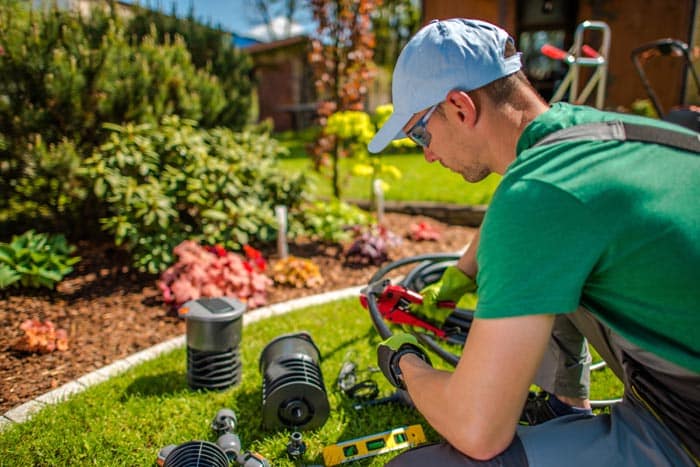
{"left": 0, "top": 1, "right": 253, "bottom": 233}
{"left": 290, "top": 200, "right": 374, "bottom": 244}
{"left": 126, "top": 6, "right": 254, "bottom": 128}
{"left": 0, "top": 230, "right": 80, "bottom": 290}
{"left": 325, "top": 110, "right": 402, "bottom": 201}
{"left": 83, "top": 117, "right": 306, "bottom": 273}
{"left": 1, "top": 136, "right": 87, "bottom": 231}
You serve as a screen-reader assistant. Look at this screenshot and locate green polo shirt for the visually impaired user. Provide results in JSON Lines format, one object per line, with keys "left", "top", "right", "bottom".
{"left": 475, "top": 103, "right": 700, "bottom": 372}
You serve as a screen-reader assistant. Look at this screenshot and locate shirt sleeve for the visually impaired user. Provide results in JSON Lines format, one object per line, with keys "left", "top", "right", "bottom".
{"left": 476, "top": 178, "right": 607, "bottom": 319}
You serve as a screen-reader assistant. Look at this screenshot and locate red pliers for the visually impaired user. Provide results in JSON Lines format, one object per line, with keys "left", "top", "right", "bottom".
{"left": 359, "top": 280, "right": 455, "bottom": 339}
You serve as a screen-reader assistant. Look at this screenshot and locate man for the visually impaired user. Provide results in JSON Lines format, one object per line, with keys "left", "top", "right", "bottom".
{"left": 369, "top": 18, "right": 699, "bottom": 466}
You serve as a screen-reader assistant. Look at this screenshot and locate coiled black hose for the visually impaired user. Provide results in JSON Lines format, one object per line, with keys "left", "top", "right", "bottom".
{"left": 365, "top": 253, "right": 462, "bottom": 366}
{"left": 364, "top": 253, "right": 622, "bottom": 407}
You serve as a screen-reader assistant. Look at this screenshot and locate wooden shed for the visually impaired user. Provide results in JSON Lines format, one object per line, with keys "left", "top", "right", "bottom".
{"left": 246, "top": 36, "right": 316, "bottom": 132}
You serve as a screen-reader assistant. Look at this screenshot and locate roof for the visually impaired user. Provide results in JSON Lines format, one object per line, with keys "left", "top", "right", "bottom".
{"left": 233, "top": 34, "right": 261, "bottom": 48}
{"left": 244, "top": 35, "right": 310, "bottom": 54}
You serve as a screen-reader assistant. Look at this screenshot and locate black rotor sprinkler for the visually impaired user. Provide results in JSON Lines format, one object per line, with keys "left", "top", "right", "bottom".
{"left": 259, "top": 331, "right": 330, "bottom": 431}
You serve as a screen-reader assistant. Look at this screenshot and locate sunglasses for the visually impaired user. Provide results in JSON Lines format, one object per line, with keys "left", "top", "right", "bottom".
{"left": 406, "top": 103, "right": 439, "bottom": 148}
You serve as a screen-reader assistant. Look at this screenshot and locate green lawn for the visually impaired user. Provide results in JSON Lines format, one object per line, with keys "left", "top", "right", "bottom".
{"left": 0, "top": 297, "right": 623, "bottom": 466}
{"left": 274, "top": 128, "right": 500, "bottom": 205}
{"left": 278, "top": 152, "right": 501, "bottom": 205}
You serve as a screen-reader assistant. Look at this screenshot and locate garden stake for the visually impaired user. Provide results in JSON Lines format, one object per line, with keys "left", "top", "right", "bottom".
{"left": 275, "top": 205, "right": 289, "bottom": 259}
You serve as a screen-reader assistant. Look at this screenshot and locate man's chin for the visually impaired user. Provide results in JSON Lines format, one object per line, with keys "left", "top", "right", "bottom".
{"left": 461, "top": 170, "right": 490, "bottom": 183}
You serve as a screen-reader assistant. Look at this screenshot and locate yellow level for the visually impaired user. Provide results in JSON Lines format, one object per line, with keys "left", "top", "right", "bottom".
{"left": 322, "top": 424, "right": 426, "bottom": 466}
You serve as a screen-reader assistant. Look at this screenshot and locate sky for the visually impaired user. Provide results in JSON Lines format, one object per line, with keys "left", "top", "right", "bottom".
{"left": 121, "top": 0, "right": 315, "bottom": 40}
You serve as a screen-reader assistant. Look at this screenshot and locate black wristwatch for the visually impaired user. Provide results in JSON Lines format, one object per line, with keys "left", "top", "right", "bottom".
{"left": 390, "top": 345, "right": 432, "bottom": 390}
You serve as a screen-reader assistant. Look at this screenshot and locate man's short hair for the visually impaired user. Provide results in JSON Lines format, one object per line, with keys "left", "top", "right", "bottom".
{"left": 477, "top": 41, "right": 534, "bottom": 106}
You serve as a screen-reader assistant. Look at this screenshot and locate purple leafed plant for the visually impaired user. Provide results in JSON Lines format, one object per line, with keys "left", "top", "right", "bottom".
{"left": 344, "top": 225, "right": 401, "bottom": 266}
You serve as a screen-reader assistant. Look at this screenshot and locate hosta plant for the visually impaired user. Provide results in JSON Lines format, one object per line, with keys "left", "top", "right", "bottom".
{"left": 408, "top": 221, "right": 442, "bottom": 242}
{"left": 344, "top": 225, "right": 402, "bottom": 266}
{"left": 12, "top": 319, "right": 69, "bottom": 354}
{"left": 291, "top": 200, "right": 374, "bottom": 244}
{"left": 0, "top": 230, "right": 80, "bottom": 290}
{"left": 272, "top": 256, "right": 324, "bottom": 289}
{"left": 157, "top": 240, "right": 272, "bottom": 310}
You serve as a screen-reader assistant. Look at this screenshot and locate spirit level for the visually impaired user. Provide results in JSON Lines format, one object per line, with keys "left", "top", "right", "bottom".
{"left": 322, "top": 424, "right": 426, "bottom": 466}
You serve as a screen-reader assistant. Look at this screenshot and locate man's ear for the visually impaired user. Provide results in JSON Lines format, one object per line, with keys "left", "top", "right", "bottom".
{"left": 445, "top": 90, "right": 478, "bottom": 127}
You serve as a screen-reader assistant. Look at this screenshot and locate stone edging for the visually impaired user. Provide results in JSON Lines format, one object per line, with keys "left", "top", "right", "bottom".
{"left": 0, "top": 284, "right": 365, "bottom": 432}
{"left": 350, "top": 199, "right": 486, "bottom": 227}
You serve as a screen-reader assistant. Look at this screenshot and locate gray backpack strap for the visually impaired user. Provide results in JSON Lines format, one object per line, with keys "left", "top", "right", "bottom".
{"left": 533, "top": 120, "right": 700, "bottom": 153}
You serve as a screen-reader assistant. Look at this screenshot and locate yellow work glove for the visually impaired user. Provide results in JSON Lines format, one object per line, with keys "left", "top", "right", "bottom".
{"left": 409, "top": 265, "right": 477, "bottom": 326}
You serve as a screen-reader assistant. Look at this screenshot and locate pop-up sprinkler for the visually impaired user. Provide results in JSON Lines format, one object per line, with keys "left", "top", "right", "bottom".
{"left": 179, "top": 297, "right": 246, "bottom": 391}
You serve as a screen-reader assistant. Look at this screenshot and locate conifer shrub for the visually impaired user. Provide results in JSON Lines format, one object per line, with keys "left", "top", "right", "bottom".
{"left": 126, "top": 6, "right": 254, "bottom": 129}
{"left": 0, "top": 1, "right": 254, "bottom": 233}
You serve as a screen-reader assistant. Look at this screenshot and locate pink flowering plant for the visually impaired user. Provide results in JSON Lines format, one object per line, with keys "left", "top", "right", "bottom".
{"left": 157, "top": 240, "right": 272, "bottom": 310}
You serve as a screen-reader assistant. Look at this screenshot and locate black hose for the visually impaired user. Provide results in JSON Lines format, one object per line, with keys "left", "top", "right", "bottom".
{"left": 366, "top": 253, "right": 461, "bottom": 361}
{"left": 365, "top": 254, "right": 622, "bottom": 408}
{"left": 368, "top": 253, "right": 461, "bottom": 284}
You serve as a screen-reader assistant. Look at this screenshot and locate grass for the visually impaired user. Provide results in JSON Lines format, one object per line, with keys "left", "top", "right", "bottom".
{"left": 274, "top": 129, "right": 500, "bottom": 205}
{"left": 0, "top": 297, "right": 624, "bottom": 466}
{"left": 279, "top": 153, "right": 501, "bottom": 205}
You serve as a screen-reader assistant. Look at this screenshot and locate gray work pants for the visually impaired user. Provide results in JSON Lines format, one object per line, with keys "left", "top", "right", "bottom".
{"left": 386, "top": 308, "right": 696, "bottom": 467}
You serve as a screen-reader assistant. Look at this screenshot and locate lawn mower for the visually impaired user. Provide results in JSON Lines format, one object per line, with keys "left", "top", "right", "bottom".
{"left": 631, "top": 38, "right": 700, "bottom": 132}
{"left": 360, "top": 253, "right": 620, "bottom": 408}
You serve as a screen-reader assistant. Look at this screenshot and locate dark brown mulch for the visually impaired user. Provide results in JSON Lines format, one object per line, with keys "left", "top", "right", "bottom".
{"left": 0, "top": 212, "right": 476, "bottom": 414}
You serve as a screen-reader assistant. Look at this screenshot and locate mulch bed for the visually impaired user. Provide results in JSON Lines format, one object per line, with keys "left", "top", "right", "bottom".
{"left": 0, "top": 212, "right": 476, "bottom": 414}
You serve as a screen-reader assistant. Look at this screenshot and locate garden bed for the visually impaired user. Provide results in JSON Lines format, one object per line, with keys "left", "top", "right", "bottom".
{"left": 0, "top": 212, "right": 476, "bottom": 414}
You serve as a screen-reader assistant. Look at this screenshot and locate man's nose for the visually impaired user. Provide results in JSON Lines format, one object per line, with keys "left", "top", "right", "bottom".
{"left": 423, "top": 148, "right": 438, "bottom": 163}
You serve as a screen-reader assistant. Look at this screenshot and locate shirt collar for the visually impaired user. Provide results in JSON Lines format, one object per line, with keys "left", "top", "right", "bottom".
{"left": 515, "top": 103, "right": 576, "bottom": 155}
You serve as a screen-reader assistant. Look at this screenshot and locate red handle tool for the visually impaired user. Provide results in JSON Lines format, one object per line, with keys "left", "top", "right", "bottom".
{"left": 359, "top": 282, "right": 452, "bottom": 339}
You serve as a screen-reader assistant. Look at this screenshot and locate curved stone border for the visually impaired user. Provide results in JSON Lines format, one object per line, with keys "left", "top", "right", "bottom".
{"left": 0, "top": 284, "right": 365, "bottom": 432}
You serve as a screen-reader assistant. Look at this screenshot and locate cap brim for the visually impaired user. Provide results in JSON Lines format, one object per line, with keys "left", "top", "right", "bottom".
{"left": 368, "top": 112, "right": 411, "bottom": 153}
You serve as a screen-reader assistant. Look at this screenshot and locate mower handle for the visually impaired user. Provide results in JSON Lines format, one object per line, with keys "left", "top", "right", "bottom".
{"left": 631, "top": 38, "right": 690, "bottom": 62}
{"left": 630, "top": 38, "right": 700, "bottom": 119}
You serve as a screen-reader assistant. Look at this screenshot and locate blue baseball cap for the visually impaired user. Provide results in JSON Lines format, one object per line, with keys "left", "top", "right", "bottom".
{"left": 368, "top": 18, "right": 522, "bottom": 153}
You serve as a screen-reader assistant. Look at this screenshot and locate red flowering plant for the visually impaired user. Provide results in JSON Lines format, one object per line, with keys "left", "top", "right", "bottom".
{"left": 408, "top": 221, "right": 442, "bottom": 242}
{"left": 12, "top": 319, "right": 69, "bottom": 354}
{"left": 157, "top": 240, "right": 272, "bottom": 311}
